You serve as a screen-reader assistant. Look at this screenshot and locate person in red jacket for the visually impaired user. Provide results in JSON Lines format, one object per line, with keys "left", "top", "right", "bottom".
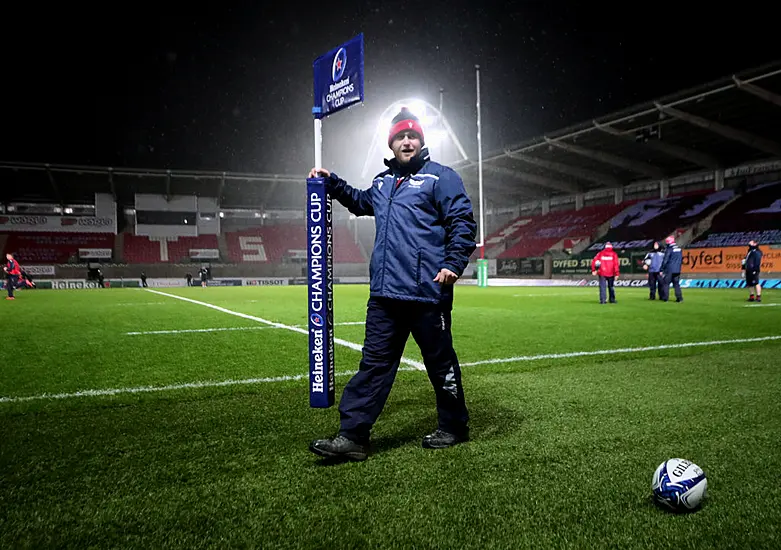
{"left": 4, "top": 252, "right": 22, "bottom": 300}
{"left": 591, "top": 242, "right": 620, "bottom": 304}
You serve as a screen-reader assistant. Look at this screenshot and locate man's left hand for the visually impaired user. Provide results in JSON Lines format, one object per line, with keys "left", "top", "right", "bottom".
{"left": 434, "top": 268, "right": 459, "bottom": 285}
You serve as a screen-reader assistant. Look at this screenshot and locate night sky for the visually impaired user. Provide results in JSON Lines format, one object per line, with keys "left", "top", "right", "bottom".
{"left": 2, "top": 2, "right": 777, "bottom": 182}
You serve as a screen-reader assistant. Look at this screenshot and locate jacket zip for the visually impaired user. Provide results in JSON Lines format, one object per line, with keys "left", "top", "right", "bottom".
{"left": 380, "top": 174, "right": 409, "bottom": 292}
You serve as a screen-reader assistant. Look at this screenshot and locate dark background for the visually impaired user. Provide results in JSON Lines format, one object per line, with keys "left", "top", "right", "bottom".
{"left": 1, "top": 1, "right": 776, "bottom": 180}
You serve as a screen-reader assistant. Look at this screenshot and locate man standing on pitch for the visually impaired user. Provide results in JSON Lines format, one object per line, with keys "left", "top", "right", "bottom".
{"left": 642, "top": 241, "right": 664, "bottom": 300}
{"left": 4, "top": 252, "right": 21, "bottom": 300}
{"left": 660, "top": 235, "right": 684, "bottom": 303}
{"left": 308, "top": 107, "right": 477, "bottom": 461}
{"left": 743, "top": 240, "right": 763, "bottom": 302}
{"left": 590, "top": 242, "right": 620, "bottom": 304}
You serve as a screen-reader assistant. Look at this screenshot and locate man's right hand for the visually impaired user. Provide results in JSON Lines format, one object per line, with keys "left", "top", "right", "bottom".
{"left": 308, "top": 168, "right": 331, "bottom": 179}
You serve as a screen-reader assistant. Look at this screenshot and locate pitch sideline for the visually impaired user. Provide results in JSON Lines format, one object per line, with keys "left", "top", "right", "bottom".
{"left": 126, "top": 321, "right": 365, "bottom": 336}
{"left": 2, "top": 334, "right": 780, "bottom": 404}
{"left": 143, "top": 289, "right": 425, "bottom": 370}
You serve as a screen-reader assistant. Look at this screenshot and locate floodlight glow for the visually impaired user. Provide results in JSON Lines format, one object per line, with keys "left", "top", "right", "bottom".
{"left": 425, "top": 129, "right": 448, "bottom": 148}
{"left": 408, "top": 101, "right": 426, "bottom": 117}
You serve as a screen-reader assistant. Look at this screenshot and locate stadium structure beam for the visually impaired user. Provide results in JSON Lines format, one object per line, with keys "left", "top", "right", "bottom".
{"left": 44, "top": 164, "right": 64, "bottom": 206}
{"left": 479, "top": 163, "right": 581, "bottom": 194}
{"left": 217, "top": 172, "right": 226, "bottom": 204}
{"left": 462, "top": 64, "right": 781, "bottom": 172}
{"left": 654, "top": 103, "right": 781, "bottom": 158}
{"left": 165, "top": 170, "right": 172, "bottom": 201}
{"left": 732, "top": 76, "right": 781, "bottom": 108}
{"left": 0, "top": 161, "right": 301, "bottom": 184}
{"left": 544, "top": 138, "right": 667, "bottom": 179}
{"left": 487, "top": 180, "right": 544, "bottom": 201}
{"left": 503, "top": 151, "right": 622, "bottom": 188}
{"left": 108, "top": 168, "right": 116, "bottom": 200}
{"left": 591, "top": 120, "right": 721, "bottom": 170}
{"left": 457, "top": 170, "right": 546, "bottom": 201}
{"left": 263, "top": 181, "right": 280, "bottom": 204}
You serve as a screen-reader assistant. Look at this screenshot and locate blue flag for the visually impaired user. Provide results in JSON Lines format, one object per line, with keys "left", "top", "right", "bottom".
{"left": 313, "top": 34, "right": 364, "bottom": 119}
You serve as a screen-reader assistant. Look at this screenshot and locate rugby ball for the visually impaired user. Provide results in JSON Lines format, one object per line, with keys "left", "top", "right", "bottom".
{"left": 651, "top": 458, "right": 707, "bottom": 512}
{"left": 594, "top": 260, "right": 601, "bottom": 269}
{"left": 644, "top": 258, "right": 652, "bottom": 266}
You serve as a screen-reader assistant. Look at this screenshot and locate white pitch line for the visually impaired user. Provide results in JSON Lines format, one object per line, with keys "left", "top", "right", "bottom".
{"left": 744, "top": 303, "right": 779, "bottom": 307}
{"left": 143, "top": 289, "right": 424, "bottom": 370}
{"left": 127, "top": 326, "right": 275, "bottom": 336}
{"left": 126, "top": 321, "right": 366, "bottom": 336}
{"left": 0, "top": 367, "right": 421, "bottom": 404}
{"left": 3, "top": 335, "right": 780, "bottom": 404}
{"left": 459, "top": 335, "right": 781, "bottom": 367}
{"left": 512, "top": 293, "right": 592, "bottom": 297}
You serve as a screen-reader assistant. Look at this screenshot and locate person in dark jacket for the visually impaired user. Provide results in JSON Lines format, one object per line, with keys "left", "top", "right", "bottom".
{"left": 743, "top": 240, "right": 763, "bottom": 302}
{"left": 660, "top": 235, "right": 683, "bottom": 302}
{"left": 308, "top": 107, "right": 477, "bottom": 461}
{"left": 642, "top": 241, "right": 664, "bottom": 300}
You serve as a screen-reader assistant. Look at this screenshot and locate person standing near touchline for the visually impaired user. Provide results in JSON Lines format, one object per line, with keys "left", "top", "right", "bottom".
{"left": 308, "top": 107, "right": 477, "bottom": 462}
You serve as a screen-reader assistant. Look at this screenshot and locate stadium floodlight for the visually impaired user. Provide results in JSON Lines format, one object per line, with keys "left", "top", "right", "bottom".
{"left": 361, "top": 97, "right": 469, "bottom": 179}
{"left": 425, "top": 129, "right": 448, "bottom": 149}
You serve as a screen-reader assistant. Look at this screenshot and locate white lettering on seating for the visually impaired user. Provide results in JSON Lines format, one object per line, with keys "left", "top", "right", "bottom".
{"left": 239, "top": 236, "right": 267, "bottom": 262}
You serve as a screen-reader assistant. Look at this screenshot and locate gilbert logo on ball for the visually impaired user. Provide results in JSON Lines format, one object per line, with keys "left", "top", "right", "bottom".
{"left": 651, "top": 458, "right": 708, "bottom": 512}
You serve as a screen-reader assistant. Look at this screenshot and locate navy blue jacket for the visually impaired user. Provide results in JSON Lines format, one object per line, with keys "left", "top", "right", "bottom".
{"left": 744, "top": 247, "right": 763, "bottom": 272}
{"left": 660, "top": 243, "right": 683, "bottom": 274}
{"left": 326, "top": 149, "right": 477, "bottom": 303}
{"left": 644, "top": 250, "right": 664, "bottom": 273}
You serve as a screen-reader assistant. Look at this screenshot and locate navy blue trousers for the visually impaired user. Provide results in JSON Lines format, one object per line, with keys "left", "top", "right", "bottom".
{"left": 648, "top": 272, "right": 663, "bottom": 299}
{"left": 599, "top": 276, "right": 615, "bottom": 303}
{"left": 661, "top": 273, "right": 683, "bottom": 302}
{"left": 339, "top": 297, "right": 469, "bottom": 444}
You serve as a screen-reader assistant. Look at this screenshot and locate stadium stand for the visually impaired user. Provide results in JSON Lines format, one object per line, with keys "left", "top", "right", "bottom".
{"left": 481, "top": 203, "right": 626, "bottom": 259}
{"left": 690, "top": 181, "right": 781, "bottom": 247}
{"left": 450, "top": 61, "right": 781, "bottom": 215}
{"left": 123, "top": 234, "right": 220, "bottom": 263}
{"left": 2, "top": 232, "right": 114, "bottom": 264}
{"left": 226, "top": 224, "right": 364, "bottom": 263}
{"left": 587, "top": 189, "right": 736, "bottom": 251}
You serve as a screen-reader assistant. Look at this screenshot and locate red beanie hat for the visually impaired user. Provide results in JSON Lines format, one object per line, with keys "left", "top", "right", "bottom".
{"left": 388, "top": 107, "right": 425, "bottom": 147}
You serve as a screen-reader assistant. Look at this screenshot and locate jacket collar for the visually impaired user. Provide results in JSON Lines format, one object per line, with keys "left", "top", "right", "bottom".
{"left": 384, "top": 147, "right": 430, "bottom": 177}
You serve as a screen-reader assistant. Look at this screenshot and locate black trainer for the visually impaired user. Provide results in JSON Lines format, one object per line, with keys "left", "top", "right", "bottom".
{"left": 422, "top": 429, "right": 469, "bottom": 450}
{"left": 309, "top": 435, "right": 368, "bottom": 461}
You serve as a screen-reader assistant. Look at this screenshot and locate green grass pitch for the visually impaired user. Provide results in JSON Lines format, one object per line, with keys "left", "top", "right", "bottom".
{"left": 1, "top": 285, "right": 779, "bottom": 549}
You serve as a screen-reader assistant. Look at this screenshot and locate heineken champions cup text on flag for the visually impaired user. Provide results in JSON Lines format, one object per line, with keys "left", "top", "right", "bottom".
{"left": 312, "top": 34, "right": 364, "bottom": 119}
{"left": 308, "top": 34, "right": 364, "bottom": 408}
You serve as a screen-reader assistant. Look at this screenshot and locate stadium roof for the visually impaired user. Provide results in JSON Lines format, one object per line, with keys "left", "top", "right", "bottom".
{"left": 2, "top": 60, "right": 781, "bottom": 209}
{"left": 453, "top": 59, "right": 781, "bottom": 203}
{"left": 0, "top": 162, "right": 302, "bottom": 210}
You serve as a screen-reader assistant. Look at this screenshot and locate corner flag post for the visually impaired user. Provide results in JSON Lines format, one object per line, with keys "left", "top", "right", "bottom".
{"left": 307, "top": 34, "right": 365, "bottom": 408}
{"left": 475, "top": 64, "right": 488, "bottom": 288}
